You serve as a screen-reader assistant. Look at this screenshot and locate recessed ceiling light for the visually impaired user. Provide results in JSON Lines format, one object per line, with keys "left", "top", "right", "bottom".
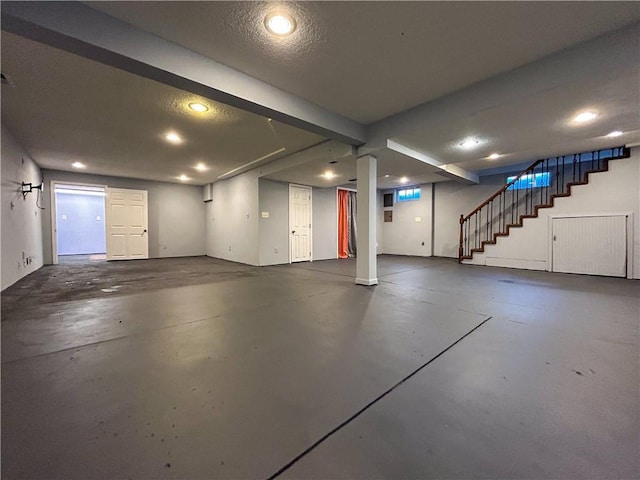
{"left": 322, "top": 170, "right": 336, "bottom": 180}
{"left": 572, "top": 111, "right": 598, "bottom": 124}
{"left": 165, "top": 132, "right": 183, "bottom": 144}
{"left": 178, "top": 174, "right": 189, "bottom": 181}
{"left": 384, "top": 174, "right": 390, "bottom": 178}
{"left": 71, "top": 161, "right": 85, "bottom": 169}
{"left": 459, "top": 138, "right": 480, "bottom": 150}
{"left": 488, "top": 153, "right": 501, "bottom": 160}
{"left": 400, "top": 177, "right": 408, "bottom": 184}
{"left": 264, "top": 12, "right": 296, "bottom": 36}
{"left": 194, "top": 163, "right": 208, "bottom": 172}
{"left": 188, "top": 103, "right": 209, "bottom": 113}
{"left": 606, "top": 130, "right": 623, "bottom": 138}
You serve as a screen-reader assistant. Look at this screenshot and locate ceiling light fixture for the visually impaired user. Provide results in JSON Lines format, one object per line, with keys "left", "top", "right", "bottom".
{"left": 572, "top": 111, "right": 598, "bottom": 124}
{"left": 384, "top": 174, "right": 390, "bottom": 178}
{"left": 400, "top": 176, "right": 409, "bottom": 184}
{"left": 488, "top": 153, "right": 501, "bottom": 160}
{"left": 194, "top": 163, "right": 208, "bottom": 172}
{"left": 165, "top": 132, "right": 183, "bottom": 144}
{"left": 264, "top": 12, "right": 296, "bottom": 36}
{"left": 323, "top": 170, "right": 336, "bottom": 180}
{"left": 459, "top": 138, "right": 480, "bottom": 150}
{"left": 71, "top": 161, "right": 86, "bottom": 169}
{"left": 188, "top": 103, "right": 209, "bottom": 113}
{"left": 606, "top": 130, "right": 623, "bottom": 138}
{"left": 178, "top": 174, "right": 189, "bottom": 181}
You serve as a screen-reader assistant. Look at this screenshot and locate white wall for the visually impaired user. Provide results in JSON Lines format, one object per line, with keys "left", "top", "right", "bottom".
{"left": 313, "top": 186, "right": 338, "bottom": 261}
{"left": 206, "top": 171, "right": 260, "bottom": 265}
{"left": 380, "top": 184, "right": 433, "bottom": 257}
{"left": 258, "top": 179, "right": 289, "bottom": 266}
{"left": 466, "top": 151, "right": 640, "bottom": 278}
{"left": 1, "top": 124, "right": 44, "bottom": 290}
{"left": 42, "top": 169, "right": 206, "bottom": 264}
{"left": 433, "top": 173, "right": 511, "bottom": 258}
{"left": 376, "top": 191, "right": 383, "bottom": 255}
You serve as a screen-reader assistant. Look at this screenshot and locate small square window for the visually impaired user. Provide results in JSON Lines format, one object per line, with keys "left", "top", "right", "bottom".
{"left": 396, "top": 186, "right": 420, "bottom": 202}
{"left": 506, "top": 172, "right": 550, "bottom": 190}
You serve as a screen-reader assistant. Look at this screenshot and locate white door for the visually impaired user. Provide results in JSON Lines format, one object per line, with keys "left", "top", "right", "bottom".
{"left": 106, "top": 188, "right": 149, "bottom": 260}
{"left": 289, "top": 185, "right": 312, "bottom": 262}
{"left": 552, "top": 215, "right": 626, "bottom": 277}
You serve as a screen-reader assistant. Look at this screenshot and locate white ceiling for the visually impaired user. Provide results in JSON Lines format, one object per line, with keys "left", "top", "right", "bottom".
{"left": 0, "top": 31, "right": 325, "bottom": 184}
{"left": 1, "top": 2, "right": 639, "bottom": 189}
{"left": 90, "top": 1, "right": 640, "bottom": 124}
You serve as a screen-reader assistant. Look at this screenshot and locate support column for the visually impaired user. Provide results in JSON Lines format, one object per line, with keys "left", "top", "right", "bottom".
{"left": 356, "top": 155, "right": 378, "bottom": 286}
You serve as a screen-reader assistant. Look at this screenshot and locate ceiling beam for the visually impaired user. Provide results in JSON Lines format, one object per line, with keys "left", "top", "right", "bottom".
{"left": 1, "top": 1, "right": 366, "bottom": 146}
{"left": 256, "top": 140, "right": 355, "bottom": 178}
{"left": 386, "top": 139, "right": 479, "bottom": 184}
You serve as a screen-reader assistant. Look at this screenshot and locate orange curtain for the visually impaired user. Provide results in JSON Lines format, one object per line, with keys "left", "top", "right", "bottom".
{"left": 338, "top": 189, "right": 349, "bottom": 259}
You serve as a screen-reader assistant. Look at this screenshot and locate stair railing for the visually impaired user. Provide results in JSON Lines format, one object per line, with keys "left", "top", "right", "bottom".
{"left": 458, "top": 146, "right": 630, "bottom": 262}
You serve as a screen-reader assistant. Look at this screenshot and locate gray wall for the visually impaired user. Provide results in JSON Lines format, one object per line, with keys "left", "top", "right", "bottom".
{"left": 258, "top": 179, "right": 289, "bottom": 266}
{"left": 313, "top": 186, "right": 338, "bottom": 261}
{"left": 42, "top": 169, "right": 206, "bottom": 264}
{"left": 258, "top": 181, "right": 338, "bottom": 265}
{"left": 206, "top": 171, "right": 260, "bottom": 265}
{"left": 379, "top": 184, "right": 433, "bottom": 257}
{"left": 1, "top": 124, "right": 44, "bottom": 290}
{"left": 433, "top": 173, "right": 513, "bottom": 258}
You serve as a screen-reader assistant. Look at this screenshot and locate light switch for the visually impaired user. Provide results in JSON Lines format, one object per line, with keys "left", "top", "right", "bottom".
{"left": 415, "top": 216, "right": 422, "bottom": 223}
{"left": 262, "top": 211, "right": 270, "bottom": 218}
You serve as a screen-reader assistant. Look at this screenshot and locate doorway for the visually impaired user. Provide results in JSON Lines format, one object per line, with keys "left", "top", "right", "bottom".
{"left": 52, "top": 183, "right": 106, "bottom": 264}
{"left": 289, "top": 184, "right": 312, "bottom": 262}
{"left": 337, "top": 188, "right": 357, "bottom": 259}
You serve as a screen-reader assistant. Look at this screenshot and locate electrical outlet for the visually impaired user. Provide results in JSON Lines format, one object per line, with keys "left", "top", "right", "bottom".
{"left": 228, "top": 245, "right": 232, "bottom": 252}
{"left": 274, "top": 247, "right": 279, "bottom": 254}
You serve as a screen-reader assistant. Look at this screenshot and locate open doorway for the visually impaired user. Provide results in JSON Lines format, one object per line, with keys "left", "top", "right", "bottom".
{"left": 337, "top": 188, "right": 357, "bottom": 259}
{"left": 52, "top": 183, "right": 106, "bottom": 264}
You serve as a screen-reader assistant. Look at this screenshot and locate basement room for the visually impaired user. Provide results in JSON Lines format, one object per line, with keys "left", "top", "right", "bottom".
{"left": 1, "top": 2, "right": 639, "bottom": 479}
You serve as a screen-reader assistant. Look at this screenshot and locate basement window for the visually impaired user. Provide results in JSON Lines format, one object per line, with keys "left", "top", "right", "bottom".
{"left": 506, "top": 172, "right": 550, "bottom": 190}
{"left": 397, "top": 186, "right": 421, "bottom": 202}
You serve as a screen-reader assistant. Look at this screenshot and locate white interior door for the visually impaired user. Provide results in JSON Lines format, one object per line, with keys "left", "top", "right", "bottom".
{"left": 552, "top": 215, "right": 626, "bottom": 277}
{"left": 289, "top": 185, "right": 312, "bottom": 262}
{"left": 106, "top": 188, "right": 149, "bottom": 260}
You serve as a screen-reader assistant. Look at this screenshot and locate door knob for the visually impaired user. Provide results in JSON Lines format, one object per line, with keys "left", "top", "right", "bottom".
{"left": 291, "top": 230, "right": 296, "bottom": 234}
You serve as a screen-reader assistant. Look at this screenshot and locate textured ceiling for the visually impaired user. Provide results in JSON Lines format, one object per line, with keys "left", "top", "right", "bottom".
{"left": 0, "top": 31, "right": 326, "bottom": 184}
{"left": 395, "top": 49, "right": 640, "bottom": 172}
{"left": 1, "top": 2, "right": 639, "bottom": 189}
{"left": 90, "top": 1, "right": 640, "bottom": 124}
{"left": 263, "top": 148, "right": 449, "bottom": 189}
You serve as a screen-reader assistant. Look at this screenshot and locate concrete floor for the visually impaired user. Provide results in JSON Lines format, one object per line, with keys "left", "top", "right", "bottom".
{"left": 1, "top": 255, "right": 638, "bottom": 479}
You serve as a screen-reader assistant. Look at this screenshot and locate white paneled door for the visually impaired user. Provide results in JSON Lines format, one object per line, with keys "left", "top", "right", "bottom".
{"left": 289, "top": 185, "right": 312, "bottom": 262}
{"left": 106, "top": 188, "right": 149, "bottom": 260}
{"left": 552, "top": 215, "right": 626, "bottom": 277}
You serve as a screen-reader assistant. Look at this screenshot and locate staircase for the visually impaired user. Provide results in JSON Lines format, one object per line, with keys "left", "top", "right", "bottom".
{"left": 458, "top": 146, "right": 630, "bottom": 262}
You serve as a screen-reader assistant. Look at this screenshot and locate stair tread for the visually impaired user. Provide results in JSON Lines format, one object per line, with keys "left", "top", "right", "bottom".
{"left": 459, "top": 153, "right": 626, "bottom": 262}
